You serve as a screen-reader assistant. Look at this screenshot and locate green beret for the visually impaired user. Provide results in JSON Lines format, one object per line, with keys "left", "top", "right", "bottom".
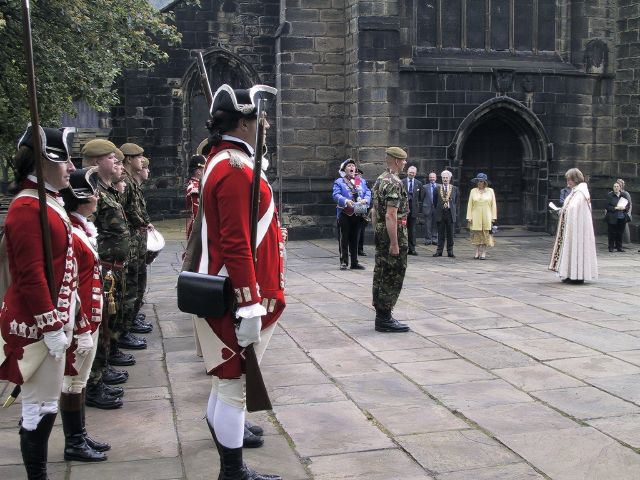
{"left": 81, "top": 139, "right": 119, "bottom": 159}
{"left": 120, "top": 143, "right": 144, "bottom": 156}
{"left": 115, "top": 149, "right": 124, "bottom": 162}
{"left": 141, "top": 157, "right": 149, "bottom": 168}
{"left": 385, "top": 147, "right": 407, "bottom": 159}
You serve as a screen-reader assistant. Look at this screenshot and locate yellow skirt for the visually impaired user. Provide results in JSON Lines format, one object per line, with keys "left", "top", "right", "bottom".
{"left": 470, "top": 230, "right": 494, "bottom": 247}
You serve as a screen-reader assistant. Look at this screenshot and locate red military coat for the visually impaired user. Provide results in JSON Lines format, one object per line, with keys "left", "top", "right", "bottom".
{"left": 185, "top": 177, "right": 200, "bottom": 239}
{"left": 65, "top": 214, "right": 102, "bottom": 376}
{"left": 197, "top": 140, "right": 285, "bottom": 379}
{"left": 0, "top": 181, "right": 77, "bottom": 385}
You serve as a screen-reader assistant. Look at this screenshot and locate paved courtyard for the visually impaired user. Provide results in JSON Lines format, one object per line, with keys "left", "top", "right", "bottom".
{"left": 1, "top": 220, "right": 640, "bottom": 479}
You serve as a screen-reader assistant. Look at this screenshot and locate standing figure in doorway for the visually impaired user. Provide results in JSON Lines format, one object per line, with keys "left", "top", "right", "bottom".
{"left": 433, "top": 170, "right": 458, "bottom": 258}
{"left": 466, "top": 173, "right": 497, "bottom": 260}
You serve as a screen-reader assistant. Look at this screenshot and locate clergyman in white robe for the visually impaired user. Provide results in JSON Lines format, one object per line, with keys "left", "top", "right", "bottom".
{"left": 549, "top": 182, "right": 598, "bottom": 281}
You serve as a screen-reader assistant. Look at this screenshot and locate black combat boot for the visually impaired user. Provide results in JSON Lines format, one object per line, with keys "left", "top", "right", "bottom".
{"left": 245, "top": 420, "right": 263, "bottom": 436}
{"left": 19, "top": 411, "right": 57, "bottom": 479}
{"left": 108, "top": 343, "right": 136, "bottom": 366}
{"left": 243, "top": 425, "right": 263, "bottom": 448}
{"left": 85, "top": 381, "right": 123, "bottom": 410}
{"left": 118, "top": 331, "right": 147, "bottom": 350}
{"left": 102, "top": 364, "right": 128, "bottom": 385}
{"left": 130, "top": 318, "right": 153, "bottom": 334}
{"left": 206, "top": 419, "right": 280, "bottom": 480}
{"left": 60, "top": 393, "right": 107, "bottom": 462}
{"left": 81, "top": 389, "right": 111, "bottom": 451}
{"left": 102, "top": 383, "right": 124, "bottom": 398}
{"left": 375, "top": 309, "right": 410, "bottom": 333}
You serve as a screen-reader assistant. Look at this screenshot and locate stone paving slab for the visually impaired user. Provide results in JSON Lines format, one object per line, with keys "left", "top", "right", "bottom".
{"left": 397, "top": 430, "right": 521, "bottom": 474}
{"left": 500, "top": 427, "right": 640, "bottom": 480}
{"left": 587, "top": 414, "right": 640, "bottom": 449}
{"left": 368, "top": 403, "right": 468, "bottom": 435}
{"left": 492, "top": 364, "right": 586, "bottom": 391}
{"left": 533, "top": 386, "right": 640, "bottom": 420}
{"left": 427, "top": 379, "right": 534, "bottom": 411}
{"left": 395, "top": 358, "right": 496, "bottom": 385}
{"left": 435, "top": 463, "right": 545, "bottom": 480}
{"left": 308, "top": 450, "right": 433, "bottom": 479}
{"left": 546, "top": 355, "right": 640, "bottom": 379}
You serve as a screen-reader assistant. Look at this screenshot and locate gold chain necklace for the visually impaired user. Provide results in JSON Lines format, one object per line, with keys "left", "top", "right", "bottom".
{"left": 439, "top": 184, "right": 452, "bottom": 205}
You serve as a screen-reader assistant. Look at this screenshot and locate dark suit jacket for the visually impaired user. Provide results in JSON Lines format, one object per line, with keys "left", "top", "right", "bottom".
{"left": 402, "top": 177, "right": 424, "bottom": 219}
{"left": 433, "top": 184, "right": 458, "bottom": 223}
{"left": 605, "top": 191, "right": 631, "bottom": 224}
{"left": 422, "top": 181, "right": 440, "bottom": 216}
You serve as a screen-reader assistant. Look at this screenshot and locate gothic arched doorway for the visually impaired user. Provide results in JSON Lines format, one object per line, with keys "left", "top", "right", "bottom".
{"left": 181, "top": 49, "right": 258, "bottom": 164}
{"left": 460, "top": 119, "right": 523, "bottom": 225}
{"left": 448, "top": 96, "right": 552, "bottom": 231}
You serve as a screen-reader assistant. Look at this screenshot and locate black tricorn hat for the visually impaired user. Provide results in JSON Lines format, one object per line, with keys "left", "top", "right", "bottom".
{"left": 189, "top": 154, "right": 206, "bottom": 173}
{"left": 210, "top": 84, "right": 277, "bottom": 117}
{"left": 18, "top": 125, "right": 75, "bottom": 163}
{"left": 60, "top": 168, "right": 97, "bottom": 205}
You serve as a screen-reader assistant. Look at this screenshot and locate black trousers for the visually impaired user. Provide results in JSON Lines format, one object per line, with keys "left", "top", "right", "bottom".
{"left": 607, "top": 219, "right": 626, "bottom": 250}
{"left": 436, "top": 209, "right": 454, "bottom": 254}
{"left": 358, "top": 216, "right": 367, "bottom": 252}
{"left": 407, "top": 215, "right": 417, "bottom": 252}
{"left": 338, "top": 213, "right": 360, "bottom": 266}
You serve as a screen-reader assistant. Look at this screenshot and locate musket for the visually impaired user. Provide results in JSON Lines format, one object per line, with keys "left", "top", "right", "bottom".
{"left": 197, "top": 52, "right": 214, "bottom": 108}
{"left": 245, "top": 97, "right": 272, "bottom": 413}
{"left": 4, "top": 0, "right": 57, "bottom": 408}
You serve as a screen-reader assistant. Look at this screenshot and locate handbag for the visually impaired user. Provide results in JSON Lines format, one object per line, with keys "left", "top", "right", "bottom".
{"left": 177, "top": 271, "right": 233, "bottom": 318}
{"left": 624, "top": 212, "right": 632, "bottom": 223}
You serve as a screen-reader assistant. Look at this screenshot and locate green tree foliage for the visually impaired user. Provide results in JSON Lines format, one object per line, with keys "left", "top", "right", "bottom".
{"left": 0, "top": 0, "right": 185, "bottom": 180}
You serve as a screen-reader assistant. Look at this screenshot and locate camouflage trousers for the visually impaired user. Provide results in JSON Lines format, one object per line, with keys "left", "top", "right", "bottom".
{"left": 372, "top": 225, "right": 408, "bottom": 312}
{"left": 135, "top": 233, "right": 148, "bottom": 316}
{"left": 122, "top": 231, "right": 145, "bottom": 332}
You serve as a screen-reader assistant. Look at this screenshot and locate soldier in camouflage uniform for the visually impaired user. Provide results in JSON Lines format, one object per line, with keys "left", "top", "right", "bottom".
{"left": 118, "top": 143, "right": 151, "bottom": 346}
{"left": 370, "top": 147, "right": 410, "bottom": 333}
{"left": 81, "top": 139, "right": 129, "bottom": 409}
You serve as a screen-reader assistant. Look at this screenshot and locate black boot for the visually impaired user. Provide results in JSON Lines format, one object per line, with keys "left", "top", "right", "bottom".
{"left": 102, "top": 364, "right": 128, "bottom": 385}
{"left": 118, "top": 332, "right": 147, "bottom": 350}
{"left": 206, "top": 419, "right": 281, "bottom": 480}
{"left": 245, "top": 420, "right": 263, "bottom": 436}
{"left": 130, "top": 318, "right": 153, "bottom": 334}
{"left": 85, "top": 381, "right": 123, "bottom": 410}
{"left": 19, "top": 411, "right": 57, "bottom": 480}
{"left": 375, "top": 309, "right": 410, "bottom": 333}
{"left": 102, "top": 383, "right": 124, "bottom": 398}
{"left": 108, "top": 344, "right": 136, "bottom": 366}
{"left": 243, "top": 426, "right": 264, "bottom": 448}
{"left": 81, "top": 390, "right": 111, "bottom": 452}
{"left": 60, "top": 393, "right": 107, "bottom": 462}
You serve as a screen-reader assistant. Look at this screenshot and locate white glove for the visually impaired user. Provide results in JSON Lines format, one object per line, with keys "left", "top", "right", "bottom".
{"left": 74, "top": 331, "right": 94, "bottom": 356}
{"left": 43, "top": 329, "right": 68, "bottom": 360}
{"left": 236, "top": 316, "right": 262, "bottom": 347}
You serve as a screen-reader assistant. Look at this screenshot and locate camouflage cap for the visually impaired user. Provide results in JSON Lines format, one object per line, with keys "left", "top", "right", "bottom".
{"left": 81, "top": 139, "right": 120, "bottom": 159}
{"left": 385, "top": 146, "right": 407, "bottom": 159}
{"left": 120, "top": 143, "right": 144, "bottom": 156}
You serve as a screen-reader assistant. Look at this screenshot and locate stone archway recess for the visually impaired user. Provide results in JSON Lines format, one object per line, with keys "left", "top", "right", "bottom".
{"left": 447, "top": 96, "right": 553, "bottom": 231}
{"left": 180, "top": 48, "right": 259, "bottom": 174}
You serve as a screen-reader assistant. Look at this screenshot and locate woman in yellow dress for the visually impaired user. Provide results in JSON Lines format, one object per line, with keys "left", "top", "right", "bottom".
{"left": 466, "top": 173, "right": 497, "bottom": 259}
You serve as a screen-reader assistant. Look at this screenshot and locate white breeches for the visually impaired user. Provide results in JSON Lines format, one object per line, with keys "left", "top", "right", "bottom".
{"left": 207, "top": 322, "right": 276, "bottom": 448}
{"left": 21, "top": 352, "right": 67, "bottom": 431}
{"left": 62, "top": 329, "right": 99, "bottom": 394}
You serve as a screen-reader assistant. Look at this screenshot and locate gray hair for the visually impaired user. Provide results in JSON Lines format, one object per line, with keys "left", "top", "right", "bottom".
{"left": 441, "top": 170, "right": 452, "bottom": 179}
{"left": 565, "top": 168, "right": 585, "bottom": 184}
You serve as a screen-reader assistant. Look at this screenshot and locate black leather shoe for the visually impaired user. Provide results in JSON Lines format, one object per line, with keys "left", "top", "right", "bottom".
{"left": 448, "top": 253, "right": 455, "bottom": 258}
{"left": 245, "top": 421, "right": 263, "bottom": 436}
{"left": 616, "top": 248, "right": 625, "bottom": 252}
{"left": 103, "top": 384, "right": 124, "bottom": 398}
{"left": 350, "top": 264, "right": 365, "bottom": 270}
{"left": 243, "top": 426, "right": 264, "bottom": 448}
{"left": 340, "top": 263, "right": 348, "bottom": 270}
{"left": 130, "top": 321, "right": 153, "bottom": 334}
{"left": 358, "top": 250, "right": 366, "bottom": 256}
{"left": 433, "top": 252, "right": 442, "bottom": 257}
{"left": 134, "top": 314, "right": 153, "bottom": 329}
{"left": 102, "top": 365, "right": 128, "bottom": 385}
{"left": 85, "top": 382, "right": 123, "bottom": 410}
{"left": 408, "top": 250, "right": 418, "bottom": 256}
{"left": 609, "top": 247, "right": 614, "bottom": 252}
{"left": 108, "top": 348, "right": 136, "bottom": 366}
{"left": 136, "top": 312, "right": 146, "bottom": 322}
{"left": 118, "top": 332, "right": 147, "bottom": 350}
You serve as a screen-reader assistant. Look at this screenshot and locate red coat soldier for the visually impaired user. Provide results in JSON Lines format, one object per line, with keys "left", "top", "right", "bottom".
{"left": 0, "top": 126, "right": 77, "bottom": 479}
{"left": 195, "top": 84, "right": 284, "bottom": 480}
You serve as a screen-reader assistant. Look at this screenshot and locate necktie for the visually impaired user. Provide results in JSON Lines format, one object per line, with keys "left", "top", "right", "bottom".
{"left": 409, "top": 179, "right": 413, "bottom": 194}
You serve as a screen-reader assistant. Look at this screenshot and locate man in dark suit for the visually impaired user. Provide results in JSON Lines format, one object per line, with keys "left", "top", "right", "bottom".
{"left": 402, "top": 166, "right": 424, "bottom": 255}
{"left": 422, "top": 171, "right": 439, "bottom": 245}
{"left": 433, "top": 169, "right": 458, "bottom": 258}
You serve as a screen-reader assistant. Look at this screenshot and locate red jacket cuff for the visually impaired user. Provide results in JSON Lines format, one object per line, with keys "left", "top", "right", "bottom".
{"left": 35, "top": 310, "right": 64, "bottom": 334}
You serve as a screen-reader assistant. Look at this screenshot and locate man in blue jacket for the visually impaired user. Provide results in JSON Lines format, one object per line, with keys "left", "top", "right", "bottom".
{"left": 333, "top": 159, "right": 371, "bottom": 270}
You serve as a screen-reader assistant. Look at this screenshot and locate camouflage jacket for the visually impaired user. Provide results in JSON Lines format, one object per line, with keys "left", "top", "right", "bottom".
{"left": 120, "top": 170, "right": 150, "bottom": 230}
{"left": 94, "top": 178, "right": 131, "bottom": 263}
{"left": 372, "top": 170, "right": 409, "bottom": 226}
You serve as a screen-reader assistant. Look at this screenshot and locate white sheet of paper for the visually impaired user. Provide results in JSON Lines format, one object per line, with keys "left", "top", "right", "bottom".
{"left": 548, "top": 202, "right": 560, "bottom": 211}
{"left": 617, "top": 197, "right": 629, "bottom": 209}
